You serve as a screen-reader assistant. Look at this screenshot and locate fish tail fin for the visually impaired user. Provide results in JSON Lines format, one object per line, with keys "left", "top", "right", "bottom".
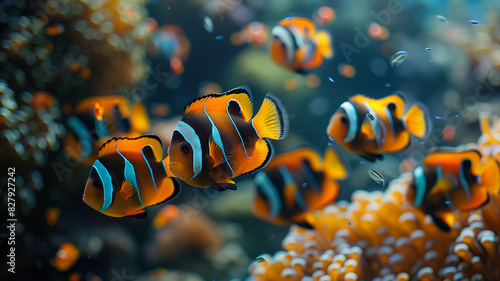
{"left": 403, "top": 103, "right": 431, "bottom": 138}
{"left": 162, "top": 155, "right": 176, "bottom": 178}
{"left": 315, "top": 30, "right": 333, "bottom": 59}
{"left": 322, "top": 148, "right": 348, "bottom": 180}
{"left": 480, "top": 159, "right": 500, "bottom": 194}
{"left": 252, "top": 93, "right": 289, "bottom": 140}
{"left": 130, "top": 102, "right": 150, "bottom": 133}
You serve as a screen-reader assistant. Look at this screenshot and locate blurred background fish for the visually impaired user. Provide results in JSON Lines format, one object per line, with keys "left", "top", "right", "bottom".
{"left": 269, "top": 16, "right": 333, "bottom": 73}
{"left": 253, "top": 147, "right": 347, "bottom": 227}
{"left": 64, "top": 96, "right": 150, "bottom": 165}
{"left": 407, "top": 147, "right": 500, "bottom": 231}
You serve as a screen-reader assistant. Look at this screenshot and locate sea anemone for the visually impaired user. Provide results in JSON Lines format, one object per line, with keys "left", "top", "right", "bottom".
{"left": 249, "top": 171, "right": 500, "bottom": 280}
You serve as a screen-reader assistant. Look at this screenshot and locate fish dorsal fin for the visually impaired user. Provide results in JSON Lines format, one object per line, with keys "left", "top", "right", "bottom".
{"left": 75, "top": 95, "right": 128, "bottom": 114}
{"left": 280, "top": 17, "right": 316, "bottom": 39}
{"left": 183, "top": 86, "right": 253, "bottom": 121}
{"left": 98, "top": 135, "right": 164, "bottom": 161}
{"left": 424, "top": 149, "right": 482, "bottom": 174}
{"left": 266, "top": 147, "right": 321, "bottom": 172}
{"left": 209, "top": 136, "right": 226, "bottom": 167}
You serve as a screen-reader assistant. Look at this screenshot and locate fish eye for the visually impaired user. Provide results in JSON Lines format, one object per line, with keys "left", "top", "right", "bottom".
{"left": 93, "top": 179, "right": 102, "bottom": 189}
{"left": 388, "top": 103, "right": 396, "bottom": 111}
{"left": 180, "top": 142, "right": 191, "bottom": 154}
{"left": 340, "top": 116, "right": 348, "bottom": 124}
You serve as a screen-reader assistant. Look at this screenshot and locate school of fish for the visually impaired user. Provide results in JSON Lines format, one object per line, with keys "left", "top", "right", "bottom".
{"left": 76, "top": 14, "right": 500, "bottom": 236}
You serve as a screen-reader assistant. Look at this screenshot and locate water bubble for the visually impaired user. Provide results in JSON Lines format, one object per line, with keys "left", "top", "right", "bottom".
{"left": 454, "top": 114, "right": 460, "bottom": 117}
{"left": 360, "top": 161, "right": 365, "bottom": 164}
{"left": 215, "top": 35, "right": 223, "bottom": 40}
{"left": 445, "top": 201, "right": 451, "bottom": 204}
{"left": 203, "top": 16, "right": 214, "bottom": 33}
{"left": 469, "top": 19, "right": 480, "bottom": 24}
{"left": 390, "top": 51, "right": 408, "bottom": 67}
{"left": 328, "top": 76, "right": 335, "bottom": 83}
{"left": 434, "top": 116, "right": 443, "bottom": 119}
{"left": 436, "top": 15, "right": 449, "bottom": 24}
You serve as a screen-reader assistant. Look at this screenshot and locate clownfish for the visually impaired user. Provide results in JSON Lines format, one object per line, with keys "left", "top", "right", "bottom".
{"left": 166, "top": 86, "right": 289, "bottom": 191}
{"left": 82, "top": 135, "right": 181, "bottom": 218}
{"left": 52, "top": 242, "right": 79, "bottom": 271}
{"left": 327, "top": 94, "right": 431, "bottom": 161}
{"left": 269, "top": 16, "right": 332, "bottom": 73}
{"left": 65, "top": 95, "right": 149, "bottom": 164}
{"left": 407, "top": 147, "right": 500, "bottom": 231}
{"left": 253, "top": 147, "right": 348, "bottom": 226}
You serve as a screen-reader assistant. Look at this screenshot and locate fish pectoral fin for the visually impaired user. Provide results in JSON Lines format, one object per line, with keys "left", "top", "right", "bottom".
{"left": 240, "top": 138, "right": 273, "bottom": 176}
{"left": 130, "top": 102, "right": 150, "bottom": 133}
{"left": 209, "top": 137, "right": 226, "bottom": 167}
{"left": 124, "top": 209, "right": 147, "bottom": 219}
{"left": 118, "top": 180, "right": 136, "bottom": 200}
{"left": 150, "top": 178, "right": 182, "bottom": 206}
{"left": 211, "top": 180, "right": 237, "bottom": 191}
{"left": 184, "top": 86, "right": 253, "bottom": 121}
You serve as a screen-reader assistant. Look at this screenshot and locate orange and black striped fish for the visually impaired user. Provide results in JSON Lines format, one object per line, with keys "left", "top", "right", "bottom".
{"left": 327, "top": 94, "right": 431, "bottom": 161}
{"left": 166, "top": 86, "right": 289, "bottom": 191}
{"left": 253, "top": 147, "right": 347, "bottom": 226}
{"left": 407, "top": 147, "right": 500, "bottom": 231}
{"left": 269, "top": 16, "right": 332, "bottom": 73}
{"left": 65, "top": 95, "right": 149, "bottom": 164}
{"left": 52, "top": 243, "right": 79, "bottom": 272}
{"left": 83, "top": 135, "right": 180, "bottom": 218}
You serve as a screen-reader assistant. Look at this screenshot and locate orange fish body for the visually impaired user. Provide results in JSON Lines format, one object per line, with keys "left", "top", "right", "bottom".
{"left": 253, "top": 147, "right": 347, "bottom": 226}
{"left": 407, "top": 147, "right": 500, "bottom": 231}
{"left": 327, "top": 94, "right": 431, "bottom": 161}
{"left": 83, "top": 135, "right": 180, "bottom": 218}
{"left": 65, "top": 95, "right": 149, "bottom": 164}
{"left": 52, "top": 243, "right": 79, "bottom": 271}
{"left": 269, "top": 17, "right": 332, "bottom": 72}
{"left": 166, "top": 86, "right": 289, "bottom": 191}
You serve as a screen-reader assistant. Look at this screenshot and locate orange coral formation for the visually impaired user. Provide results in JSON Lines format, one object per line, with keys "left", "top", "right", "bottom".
{"left": 249, "top": 170, "right": 500, "bottom": 280}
